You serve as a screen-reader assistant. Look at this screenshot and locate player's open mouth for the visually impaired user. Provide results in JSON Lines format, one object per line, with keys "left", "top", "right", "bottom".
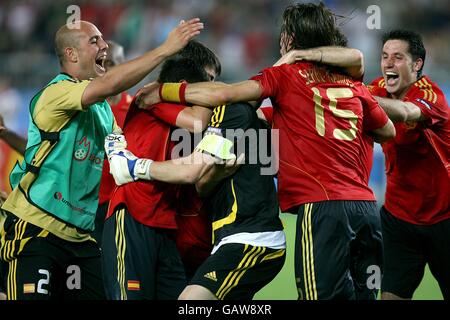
{"left": 95, "top": 55, "right": 106, "bottom": 73}
{"left": 385, "top": 71, "right": 399, "bottom": 87}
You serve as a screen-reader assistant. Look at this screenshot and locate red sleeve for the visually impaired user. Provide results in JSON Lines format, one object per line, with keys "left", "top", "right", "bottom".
{"left": 260, "top": 106, "right": 273, "bottom": 125}
{"left": 250, "top": 66, "right": 283, "bottom": 100}
{"left": 404, "top": 77, "right": 449, "bottom": 127}
{"left": 149, "top": 102, "right": 188, "bottom": 126}
{"left": 361, "top": 86, "right": 389, "bottom": 131}
{"left": 367, "top": 77, "right": 387, "bottom": 97}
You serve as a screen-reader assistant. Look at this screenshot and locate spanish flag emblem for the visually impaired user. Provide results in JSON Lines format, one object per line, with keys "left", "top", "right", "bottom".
{"left": 23, "top": 283, "right": 36, "bottom": 294}
{"left": 127, "top": 280, "right": 140, "bottom": 291}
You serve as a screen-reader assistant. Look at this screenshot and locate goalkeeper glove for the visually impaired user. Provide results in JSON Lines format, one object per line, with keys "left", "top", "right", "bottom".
{"left": 109, "top": 150, "right": 153, "bottom": 185}
{"left": 105, "top": 133, "right": 127, "bottom": 159}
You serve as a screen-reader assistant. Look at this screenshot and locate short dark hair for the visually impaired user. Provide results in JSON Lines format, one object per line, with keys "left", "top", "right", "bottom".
{"left": 178, "top": 40, "right": 222, "bottom": 77}
{"left": 158, "top": 56, "right": 209, "bottom": 83}
{"left": 382, "top": 30, "right": 426, "bottom": 76}
{"left": 280, "top": 2, "right": 342, "bottom": 50}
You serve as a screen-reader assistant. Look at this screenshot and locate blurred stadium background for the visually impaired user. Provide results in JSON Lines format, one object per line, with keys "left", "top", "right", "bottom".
{"left": 0, "top": 0, "right": 448, "bottom": 299}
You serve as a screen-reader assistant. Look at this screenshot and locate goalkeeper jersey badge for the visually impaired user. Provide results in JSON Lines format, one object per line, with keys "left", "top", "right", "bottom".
{"left": 73, "top": 136, "right": 91, "bottom": 161}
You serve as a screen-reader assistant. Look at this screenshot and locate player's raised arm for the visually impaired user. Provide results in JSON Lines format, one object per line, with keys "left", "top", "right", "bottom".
{"left": 81, "top": 18, "right": 203, "bottom": 107}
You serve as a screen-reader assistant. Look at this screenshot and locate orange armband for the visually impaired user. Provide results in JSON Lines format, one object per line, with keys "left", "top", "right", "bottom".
{"left": 159, "top": 82, "right": 187, "bottom": 104}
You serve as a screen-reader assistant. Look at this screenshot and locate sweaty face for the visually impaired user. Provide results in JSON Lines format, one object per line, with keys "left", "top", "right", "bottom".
{"left": 76, "top": 23, "right": 108, "bottom": 79}
{"left": 381, "top": 39, "right": 420, "bottom": 99}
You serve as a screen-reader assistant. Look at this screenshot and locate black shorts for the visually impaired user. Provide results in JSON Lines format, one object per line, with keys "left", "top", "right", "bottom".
{"left": 294, "top": 200, "right": 382, "bottom": 300}
{"left": 381, "top": 206, "right": 450, "bottom": 299}
{"left": 102, "top": 206, "right": 186, "bottom": 300}
{"left": 91, "top": 201, "right": 108, "bottom": 246}
{"left": 0, "top": 212, "right": 104, "bottom": 300}
{"left": 190, "top": 243, "right": 285, "bottom": 300}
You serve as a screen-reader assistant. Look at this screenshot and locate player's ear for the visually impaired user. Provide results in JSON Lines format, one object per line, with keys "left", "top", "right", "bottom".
{"left": 65, "top": 47, "right": 78, "bottom": 63}
{"left": 413, "top": 58, "right": 423, "bottom": 73}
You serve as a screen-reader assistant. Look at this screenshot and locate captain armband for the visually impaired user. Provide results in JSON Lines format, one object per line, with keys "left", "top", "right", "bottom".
{"left": 159, "top": 83, "right": 187, "bottom": 104}
{"left": 195, "top": 133, "right": 235, "bottom": 161}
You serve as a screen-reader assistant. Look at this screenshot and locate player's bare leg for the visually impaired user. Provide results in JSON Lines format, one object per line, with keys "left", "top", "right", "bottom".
{"left": 381, "top": 292, "right": 409, "bottom": 300}
{"left": 178, "top": 285, "right": 217, "bottom": 300}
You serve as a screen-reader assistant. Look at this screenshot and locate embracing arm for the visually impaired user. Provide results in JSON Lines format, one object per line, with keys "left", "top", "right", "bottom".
{"left": 148, "top": 151, "right": 215, "bottom": 184}
{"left": 275, "top": 46, "right": 364, "bottom": 79}
{"left": 175, "top": 106, "right": 213, "bottom": 133}
{"left": 374, "top": 96, "right": 425, "bottom": 122}
{"left": 195, "top": 154, "right": 244, "bottom": 197}
{"left": 370, "top": 119, "right": 396, "bottom": 144}
{"left": 177, "top": 80, "right": 263, "bottom": 107}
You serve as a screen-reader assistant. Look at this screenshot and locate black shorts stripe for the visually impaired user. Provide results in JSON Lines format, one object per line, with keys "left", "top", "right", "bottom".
{"left": 115, "top": 208, "right": 127, "bottom": 300}
{"left": 302, "top": 203, "right": 317, "bottom": 300}
{"left": 216, "top": 245, "right": 268, "bottom": 299}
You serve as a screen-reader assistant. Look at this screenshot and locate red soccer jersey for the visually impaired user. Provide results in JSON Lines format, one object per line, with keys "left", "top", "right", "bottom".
{"left": 252, "top": 62, "right": 389, "bottom": 211}
{"left": 369, "top": 76, "right": 450, "bottom": 225}
{"left": 98, "top": 92, "right": 133, "bottom": 205}
{"left": 174, "top": 185, "right": 211, "bottom": 273}
{"left": 107, "top": 100, "right": 181, "bottom": 229}
{"left": 149, "top": 103, "right": 213, "bottom": 266}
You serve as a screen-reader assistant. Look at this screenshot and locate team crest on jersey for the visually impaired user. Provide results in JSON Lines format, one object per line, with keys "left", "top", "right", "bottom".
{"left": 416, "top": 98, "right": 431, "bottom": 110}
{"left": 73, "top": 136, "right": 91, "bottom": 161}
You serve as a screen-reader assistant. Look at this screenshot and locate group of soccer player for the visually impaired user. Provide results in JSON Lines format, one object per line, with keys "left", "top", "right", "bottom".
{"left": 0, "top": 2, "right": 448, "bottom": 300}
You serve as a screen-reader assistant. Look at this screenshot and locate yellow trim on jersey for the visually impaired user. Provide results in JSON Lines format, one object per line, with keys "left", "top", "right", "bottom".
{"left": 302, "top": 203, "right": 317, "bottom": 300}
{"left": 115, "top": 208, "right": 127, "bottom": 300}
{"left": 210, "top": 105, "right": 226, "bottom": 127}
{"left": 216, "top": 245, "right": 266, "bottom": 300}
{"left": 212, "top": 179, "right": 238, "bottom": 237}
{"left": 415, "top": 78, "right": 437, "bottom": 104}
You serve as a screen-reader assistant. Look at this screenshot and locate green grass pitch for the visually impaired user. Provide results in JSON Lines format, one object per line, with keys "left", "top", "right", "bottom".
{"left": 255, "top": 213, "right": 443, "bottom": 300}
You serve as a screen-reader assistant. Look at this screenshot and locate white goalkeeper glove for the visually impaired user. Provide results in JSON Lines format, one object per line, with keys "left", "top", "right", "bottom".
{"left": 105, "top": 133, "right": 128, "bottom": 159}
{"left": 109, "top": 150, "right": 153, "bottom": 185}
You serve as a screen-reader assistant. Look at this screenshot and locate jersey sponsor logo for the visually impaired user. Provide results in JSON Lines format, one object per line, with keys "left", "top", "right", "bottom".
{"left": 204, "top": 271, "right": 217, "bottom": 282}
{"left": 53, "top": 191, "right": 91, "bottom": 215}
{"left": 416, "top": 98, "right": 431, "bottom": 110}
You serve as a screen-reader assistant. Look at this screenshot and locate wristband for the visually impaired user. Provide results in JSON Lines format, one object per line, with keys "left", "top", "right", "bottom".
{"left": 159, "top": 83, "right": 187, "bottom": 104}
{"left": 135, "top": 158, "right": 153, "bottom": 180}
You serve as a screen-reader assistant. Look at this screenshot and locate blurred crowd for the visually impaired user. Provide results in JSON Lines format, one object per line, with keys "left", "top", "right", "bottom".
{"left": 1, "top": 0, "right": 448, "bottom": 202}
{"left": 0, "top": 0, "right": 449, "bottom": 88}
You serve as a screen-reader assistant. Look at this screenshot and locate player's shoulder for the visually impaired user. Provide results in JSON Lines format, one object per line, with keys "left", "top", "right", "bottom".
{"left": 413, "top": 75, "right": 443, "bottom": 92}
{"left": 368, "top": 76, "right": 385, "bottom": 88}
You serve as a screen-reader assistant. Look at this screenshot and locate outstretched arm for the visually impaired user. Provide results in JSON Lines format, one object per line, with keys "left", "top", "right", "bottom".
{"left": 81, "top": 18, "right": 204, "bottom": 108}
{"left": 275, "top": 47, "right": 364, "bottom": 79}
{"left": 374, "top": 96, "right": 425, "bottom": 122}
{"left": 0, "top": 114, "right": 27, "bottom": 155}
{"left": 137, "top": 80, "right": 263, "bottom": 108}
